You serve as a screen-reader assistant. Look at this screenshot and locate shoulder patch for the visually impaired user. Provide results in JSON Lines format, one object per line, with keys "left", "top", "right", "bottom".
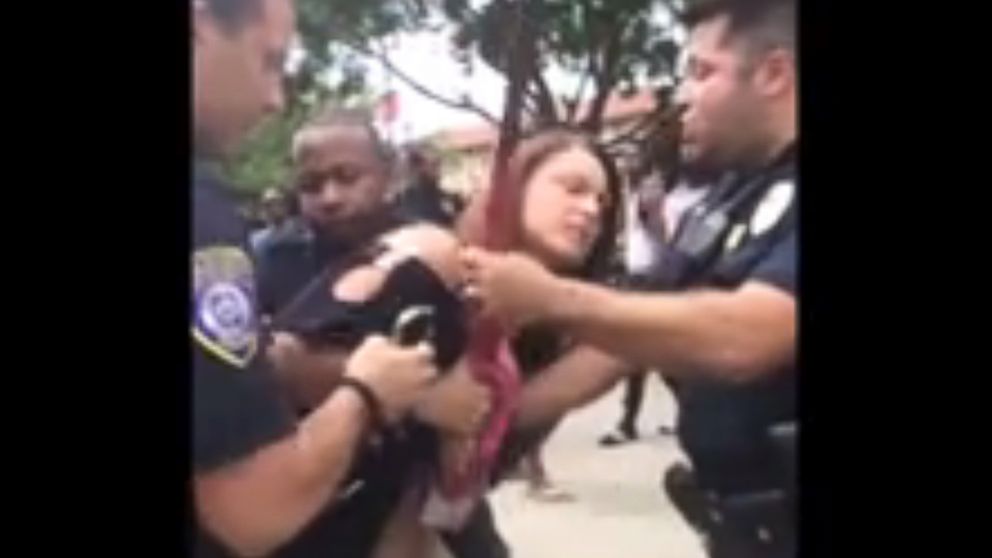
{"left": 749, "top": 180, "right": 794, "bottom": 237}
{"left": 192, "top": 246, "right": 258, "bottom": 368}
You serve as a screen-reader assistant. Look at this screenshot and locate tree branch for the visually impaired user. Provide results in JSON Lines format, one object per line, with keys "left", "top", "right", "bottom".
{"left": 344, "top": 41, "right": 500, "bottom": 125}
{"left": 658, "top": 0, "right": 686, "bottom": 21}
{"left": 581, "top": 15, "right": 637, "bottom": 132}
{"left": 529, "top": 65, "right": 559, "bottom": 124}
{"left": 565, "top": 0, "right": 604, "bottom": 123}
{"left": 566, "top": 62, "right": 594, "bottom": 123}
{"left": 601, "top": 106, "right": 669, "bottom": 148}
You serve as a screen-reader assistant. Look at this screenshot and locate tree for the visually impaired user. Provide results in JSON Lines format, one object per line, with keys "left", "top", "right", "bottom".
{"left": 296, "top": 0, "right": 687, "bottom": 171}
{"left": 227, "top": 0, "right": 689, "bottom": 195}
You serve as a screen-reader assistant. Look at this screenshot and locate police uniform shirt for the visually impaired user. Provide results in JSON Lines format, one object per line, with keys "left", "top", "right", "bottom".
{"left": 655, "top": 144, "right": 797, "bottom": 495}
{"left": 191, "top": 160, "right": 296, "bottom": 556}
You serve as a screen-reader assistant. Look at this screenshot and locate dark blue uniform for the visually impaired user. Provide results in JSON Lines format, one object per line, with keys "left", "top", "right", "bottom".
{"left": 191, "top": 160, "right": 296, "bottom": 557}
{"left": 653, "top": 145, "right": 797, "bottom": 558}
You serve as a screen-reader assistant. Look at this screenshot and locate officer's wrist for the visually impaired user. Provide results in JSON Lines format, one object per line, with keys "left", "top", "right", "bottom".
{"left": 336, "top": 377, "right": 385, "bottom": 434}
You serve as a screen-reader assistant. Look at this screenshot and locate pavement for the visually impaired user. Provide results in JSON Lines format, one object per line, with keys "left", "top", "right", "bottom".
{"left": 436, "top": 375, "right": 708, "bottom": 558}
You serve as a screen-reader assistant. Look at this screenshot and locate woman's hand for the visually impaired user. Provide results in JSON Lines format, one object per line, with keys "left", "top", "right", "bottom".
{"left": 412, "top": 359, "right": 492, "bottom": 436}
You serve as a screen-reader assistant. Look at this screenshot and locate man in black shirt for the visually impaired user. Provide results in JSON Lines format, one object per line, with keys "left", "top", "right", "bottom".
{"left": 255, "top": 108, "right": 506, "bottom": 558}
{"left": 191, "top": 0, "right": 437, "bottom": 555}
{"left": 254, "top": 108, "right": 403, "bottom": 320}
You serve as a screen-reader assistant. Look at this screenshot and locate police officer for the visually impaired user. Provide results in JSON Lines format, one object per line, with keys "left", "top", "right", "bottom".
{"left": 460, "top": 1, "right": 798, "bottom": 556}
{"left": 191, "top": 0, "right": 437, "bottom": 556}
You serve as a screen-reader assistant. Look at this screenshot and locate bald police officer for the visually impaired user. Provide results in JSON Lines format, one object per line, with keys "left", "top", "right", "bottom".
{"left": 191, "top": 0, "right": 437, "bottom": 556}
{"left": 461, "top": 1, "right": 797, "bottom": 557}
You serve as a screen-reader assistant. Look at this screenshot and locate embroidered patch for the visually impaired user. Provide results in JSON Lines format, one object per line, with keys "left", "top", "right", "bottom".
{"left": 192, "top": 246, "right": 258, "bottom": 368}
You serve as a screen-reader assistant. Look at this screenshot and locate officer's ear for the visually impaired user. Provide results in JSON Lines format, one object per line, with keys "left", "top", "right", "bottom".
{"left": 753, "top": 48, "right": 795, "bottom": 99}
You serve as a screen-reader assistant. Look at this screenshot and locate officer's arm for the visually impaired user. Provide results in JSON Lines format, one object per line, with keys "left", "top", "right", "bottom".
{"left": 194, "top": 388, "right": 371, "bottom": 557}
{"left": 543, "top": 280, "right": 795, "bottom": 382}
{"left": 267, "top": 332, "right": 349, "bottom": 411}
{"left": 514, "top": 345, "right": 636, "bottom": 429}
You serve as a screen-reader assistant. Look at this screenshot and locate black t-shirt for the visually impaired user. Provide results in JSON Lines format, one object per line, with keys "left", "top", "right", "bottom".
{"left": 656, "top": 146, "right": 798, "bottom": 494}
{"left": 191, "top": 161, "right": 296, "bottom": 556}
{"left": 254, "top": 213, "right": 405, "bottom": 317}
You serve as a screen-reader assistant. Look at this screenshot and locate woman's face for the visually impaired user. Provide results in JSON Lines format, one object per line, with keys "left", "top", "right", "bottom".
{"left": 520, "top": 146, "right": 611, "bottom": 270}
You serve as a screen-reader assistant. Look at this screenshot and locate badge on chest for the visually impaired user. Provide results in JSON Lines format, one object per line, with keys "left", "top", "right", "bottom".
{"left": 723, "top": 179, "right": 795, "bottom": 254}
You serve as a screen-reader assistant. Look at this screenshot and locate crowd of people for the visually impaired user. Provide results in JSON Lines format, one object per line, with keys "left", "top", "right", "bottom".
{"left": 191, "top": 0, "right": 797, "bottom": 557}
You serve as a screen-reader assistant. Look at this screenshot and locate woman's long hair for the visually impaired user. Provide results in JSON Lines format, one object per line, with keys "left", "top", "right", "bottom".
{"left": 457, "top": 127, "right": 622, "bottom": 280}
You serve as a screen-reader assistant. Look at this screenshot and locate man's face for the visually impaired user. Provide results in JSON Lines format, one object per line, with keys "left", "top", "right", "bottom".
{"left": 295, "top": 127, "right": 391, "bottom": 238}
{"left": 676, "top": 16, "right": 766, "bottom": 171}
{"left": 262, "top": 197, "right": 287, "bottom": 223}
{"left": 193, "top": 0, "right": 294, "bottom": 155}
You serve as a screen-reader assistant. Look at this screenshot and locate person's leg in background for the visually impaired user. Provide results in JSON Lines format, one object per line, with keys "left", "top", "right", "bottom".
{"left": 599, "top": 371, "right": 647, "bottom": 446}
{"left": 440, "top": 499, "right": 510, "bottom": 558}
{"left": 521, "top": 443, "right": 574, "bottom": 502}
{"left": 657, "top": 372, "right": 677, "bottom": 436}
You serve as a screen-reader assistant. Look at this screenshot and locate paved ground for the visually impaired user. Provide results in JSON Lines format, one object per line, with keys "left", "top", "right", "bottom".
{"left": 439, "top": 375, "right": 708, "bottom": 558}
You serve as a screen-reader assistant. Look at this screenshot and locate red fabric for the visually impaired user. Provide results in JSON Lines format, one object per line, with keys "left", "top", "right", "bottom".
{"left": 437, "top": 327, "right": 521, "bottom": 498}
{"left": 433, "top": 17, "right": 528, "bottom": 512}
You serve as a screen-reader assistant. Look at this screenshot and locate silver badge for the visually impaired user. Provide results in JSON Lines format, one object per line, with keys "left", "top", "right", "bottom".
{"left": 750, "top": 180, "right": 795, "bottom": 237}
{"left": 724, "top": 223, "right": 748, "bottom": 253}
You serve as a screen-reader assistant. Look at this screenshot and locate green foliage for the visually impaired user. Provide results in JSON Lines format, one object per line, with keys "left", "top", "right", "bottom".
{"left": 224, "top": 105, "right": 308, "bottom": 195}
{"left": 227, "top": 0, "right": 690, "bottom": 197}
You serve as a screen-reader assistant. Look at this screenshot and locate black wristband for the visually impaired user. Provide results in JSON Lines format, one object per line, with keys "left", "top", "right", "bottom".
{"left": 337, "top": 377, "right": 386, "bottom": 433}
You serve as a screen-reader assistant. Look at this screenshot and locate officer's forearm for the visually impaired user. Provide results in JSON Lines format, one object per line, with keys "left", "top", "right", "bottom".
{"left": 515, "top": 346, "right": 633, "bottom": 429}
{"left": 542, "top": 279, "right": 796, "bottom": 382}
{"left": 194, "top": 388, "right": 370, "bottom": 557}
{"left": 268, "top": 333, "right": 349, "bottom": 411}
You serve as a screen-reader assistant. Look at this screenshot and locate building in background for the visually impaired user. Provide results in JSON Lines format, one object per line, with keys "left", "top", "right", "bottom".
{"left": 430, "top": 89, "right": 660, "bottom": 197}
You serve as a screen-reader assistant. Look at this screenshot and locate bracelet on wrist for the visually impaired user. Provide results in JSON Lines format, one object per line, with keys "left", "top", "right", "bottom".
{"left": 337, "top": 377, "right": 386, "bottom": 434}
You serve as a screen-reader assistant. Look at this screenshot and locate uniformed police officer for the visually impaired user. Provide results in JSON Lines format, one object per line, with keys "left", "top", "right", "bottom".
{"left": 460, "top": 1, "right": 797, "bottom": 557}
{"left": 191, "top": 0, "right": 437, "bottom": 556}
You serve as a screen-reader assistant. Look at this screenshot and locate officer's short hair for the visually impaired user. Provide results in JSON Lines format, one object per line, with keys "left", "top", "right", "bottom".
{"left": 200, "top": 0, "right": 263, "bottom": 32}
{"left": 684, "top": 0, "right": 796, "bottom": 58}
{"left": 291, "top": 107, "right": 395, "bottom": 170}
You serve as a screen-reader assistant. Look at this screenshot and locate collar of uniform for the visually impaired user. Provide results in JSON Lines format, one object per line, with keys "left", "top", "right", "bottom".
{"left": 771, "top": 141, "right": 797, "bottom": 173}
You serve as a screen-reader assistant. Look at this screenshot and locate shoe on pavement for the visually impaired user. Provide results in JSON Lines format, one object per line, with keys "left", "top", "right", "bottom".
{"left": 598, "top": 428, "right": 638, "bottom": 447}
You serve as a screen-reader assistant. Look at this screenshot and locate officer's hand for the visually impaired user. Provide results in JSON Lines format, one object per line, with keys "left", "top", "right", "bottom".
{"left": 412, "top": 360, "right": 492, "bottom": 436}
{"left": 344, "top": 335, "right": 438, "bottom": 424}
{"left": 459, "top": 247, "right": 558, "bottom": 327}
